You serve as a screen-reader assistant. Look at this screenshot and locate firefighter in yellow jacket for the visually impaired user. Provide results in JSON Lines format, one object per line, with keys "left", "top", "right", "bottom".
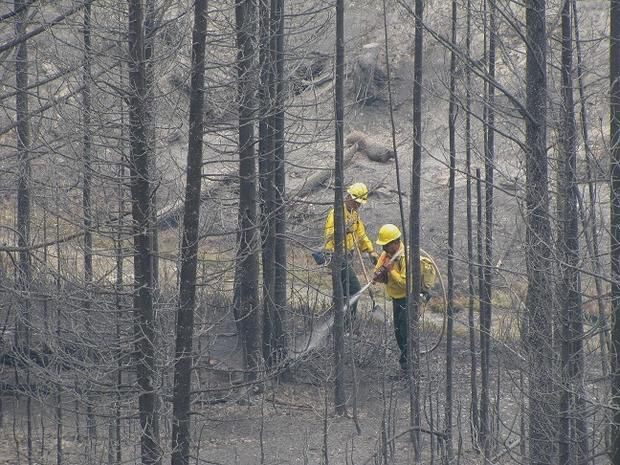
{"left": 324, "top": 183, "right": 379, "bottom": 322}
{"left": 373, "top": 224, "right": 408, "bottom": 375}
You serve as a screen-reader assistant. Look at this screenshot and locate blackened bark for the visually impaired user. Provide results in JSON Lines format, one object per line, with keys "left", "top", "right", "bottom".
{"left": 611, "top": 0, "right": 620, "bottom": 462}
{"left": 234, "top": 0, "right": 261, "bottom": 381}
{"left": 559, "top": 3, "right": 589, "bottom": 464}
{"left": 82, "top": 3, "right": 97, "bottom": 449}
{"left": 14, "top": 4, "right": 32, "bottom": 461}
{"left": 127, "top": 1, "right": 160, "bottom": 463}
{"left": 476, "top": 168, "right": 484, "bottom": 452}
{"left": 14, "top": 0, "right": 31, "bottom": 356}
{"left": 170, "top": 2, "right": 208, "bottom": 465}
{"left": 479, "top": 0, "right": 495, "bottom": 454}
{"left": 114, "top": 174, "right": 124, "bottom": 465}
{"left": 55, "top": 208, "right": 63, "bottom": 465}
{"left": 465, "top": 0, "right": 480, "bottom": 445}
{"left": 445, "top": 0, "right": 457, "bottom": 459}
{"left": 259, "top": 0, "right": 277, "bottom": 367}
{"left": 409, "top": 0, "right": 423, "bottom": 456}
{"left": 261, "top": 0, "right": 286, "bottom": 369}
{"left": 145, "top": 0, "right": 159, "bottom": 289}
{"left": 272, "top": 0, "right": 287, "bottom": 362}
{"left": 525, "top": 0, "right": 555, "bottom": 463}
{"left": 333, "top": 0, "right": 346, "bottom": 416}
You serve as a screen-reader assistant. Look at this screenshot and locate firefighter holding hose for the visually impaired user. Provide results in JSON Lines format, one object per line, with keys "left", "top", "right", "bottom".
{"left": 324, "top": 182, "right": 379, "bottom": 326}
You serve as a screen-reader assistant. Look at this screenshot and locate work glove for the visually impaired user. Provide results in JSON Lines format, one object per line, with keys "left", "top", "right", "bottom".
{"left": 421, "top": 290, "right": 432, "bottom": 304}
{"left": 373, "top": 267, "right": 388, "bottom": 284}
{"left": 369, "top": 251, "right": 379, "bottom": 266}
{"left": 311, "top": 250, "right": 326, "bottom": 265}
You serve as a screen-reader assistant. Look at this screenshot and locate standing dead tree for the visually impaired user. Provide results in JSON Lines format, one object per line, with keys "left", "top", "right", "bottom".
{"left": 233, "top": 0, "right": 261, "bottom": 382}
{"left": 445, "top": 0, "right": 457, "bottom": 459}
{"left": 127, "top": 1, "right": 161, "bottom": 463}
{"left": 464, "top": 0, "right": 480, "bottom": 448}
{"left": 558, "top": 1, "right": 589, "bottom": 463}
{"left": 13, "top": 1, "right": 33, "bottom": 464}
{"left": 524, "top": 0, "right": 556, "bottom": 462}
{"left": 272, "top": 0, "right": 287, "bottom": 363}
{"left": 479, "top": 0, "right": 496, "bottom": 456}
{"left": 171, "top": 1, "right": 208, "bottom": 464}
{"left": 333, "top": 0, "right": 347, "bottom": 416}
{"left": 259, "top": 0, "right": 278, "bottom": 369}
{"left": 610, "top": 0, "right": 620, "bottom": 461}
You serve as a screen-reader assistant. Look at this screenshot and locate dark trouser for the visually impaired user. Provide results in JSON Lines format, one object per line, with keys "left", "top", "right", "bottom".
{"left": 392, "top": 298, "right": 408, "bottom": 370}
{"left": 338, "top": 259, "right": 361, "bottom": 321}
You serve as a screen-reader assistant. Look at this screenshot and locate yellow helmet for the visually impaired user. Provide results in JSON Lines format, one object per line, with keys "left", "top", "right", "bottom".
{"left": 376, "top": 224, "right": 401, "bottom": 245}
{"left": 347, "top": 182, "right": 369, "bottom": 204}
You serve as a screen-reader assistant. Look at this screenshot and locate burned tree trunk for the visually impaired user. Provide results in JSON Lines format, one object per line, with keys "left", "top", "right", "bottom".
{"left": 465, "top": 0, "right": 480, "bottom": 446}
{"left": 14, "top": 2, "right": 33, "bottom": 464}
{"left": 127, "top": 1, "right": 160, "bottom": 463}
{"left": 272, "top": 0, "right": 287, "bottom": 365}
{"left": 233, "top": 0, "right": 261, "bottom": 381}
{"left": 610, "top": 0, "right": 620, "bottom": 462}
{"left": 558, "top": 2, "right": 589, "bottom": 463}
{"left": 333, "top": 0, "right": 346, "bottom": 416}
{"left": 525, "top": 0, "right": 556, "bottom": 462}
{"left": 445, "top": 0, "right": 457, "bottom": 459}
{"left": 170, "top": 1, "right": 208, "bottom": 464}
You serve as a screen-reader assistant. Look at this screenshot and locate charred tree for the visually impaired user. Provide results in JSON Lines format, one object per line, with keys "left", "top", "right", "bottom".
{"left": 145, "top": 0, "right": 159, "bottom": 289}
{"left": 465, "top": 0, "right": 480, "bottom": 446}
{"left": 170, "top": 1, "right": 208, "bottom": 464}
{"left": 479, "top": 0, "right": 496, "bottom": 454}
{"left": 558, "top": 2, "right": 589, "bottom": 463}
{"left": 445, "top": 0, "right": 457, "bottom": 459}
{"left": 259, "top": 0, "right": 277, "bottom": 368}
{"left": 14, "top": 0, "right": 31, "bottom": 359}
{"left": 610, "top": 0, "right": 620, "bottom": 462}
{"left": 233, "top": 0, "right": 261, "bottom": 381}
{"left": 14, "top": 2, "right": 33, "bottom": 463}
{"left": 81, "top": 2, "right": 97, "bottom": 451}
{"left": 272, "top": 0, "right": 287, "bottom": 361}
{"left": 409, "top": 0, "right": 424, "bottom": 457}
{"left": 333, "top": 0, "right": 347, "bottom": 416}
{"left": 127, "top": 1, "right": 160, "bottom": 463}
{"left": 525, "top": 0, "right": 556, "bottom": 462}
{"left": 261, "top": 0, "right": 286, "bottom": 369}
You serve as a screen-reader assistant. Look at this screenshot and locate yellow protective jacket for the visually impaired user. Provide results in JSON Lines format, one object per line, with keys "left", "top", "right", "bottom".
{"left": 374, "top": 243, "right": 407, "bottom": 299}
{"left": 324, "top": 207, "right": 374, "bottom": 254}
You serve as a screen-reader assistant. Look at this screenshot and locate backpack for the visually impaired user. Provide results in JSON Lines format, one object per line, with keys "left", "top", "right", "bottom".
{"left": 420, "top": 256, "right": 437, "bottom": 291}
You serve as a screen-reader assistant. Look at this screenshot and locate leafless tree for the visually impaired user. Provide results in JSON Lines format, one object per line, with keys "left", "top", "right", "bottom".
{"left": 170, "top": 1, "right": 208, "bottom": 464}
{"left": 525, "top": 0, "right": 556, "bottom": 462}
{"left": 128, "top": 1, "right": 161, "bottom": 462}
{"left": 409, "top": 0, "right": 424, "bottom": 457}
{"left": 445, "top": 0, "right": 458, "bottom": 459}
{"left": 233, "top": 0, "right": 261, "bottom": 382}
{"left": 610, "top": 0, "right": 620, "bottom": 461}
{"left": 333, "top": 0, "right": 347, "bottom": 416}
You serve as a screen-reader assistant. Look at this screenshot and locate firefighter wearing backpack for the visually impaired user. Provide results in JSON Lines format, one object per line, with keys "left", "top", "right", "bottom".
{"left": 373, "top": 224, "right": 436, "bottom": 378}
{"left": 324, "top": 182, "right": 379, "bottom": 324}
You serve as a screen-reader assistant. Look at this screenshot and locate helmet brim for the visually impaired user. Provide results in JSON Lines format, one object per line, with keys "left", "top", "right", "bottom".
{"left": 376, "top": 236, "right": 401, "bottom": 246}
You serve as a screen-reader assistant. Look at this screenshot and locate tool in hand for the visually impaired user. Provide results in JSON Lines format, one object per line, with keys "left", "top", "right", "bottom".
{"left": 353, "top": 240, "right": 381, "bottom": 312}
{"left": 343, "top": 249, "right": 403, "bottom": 314}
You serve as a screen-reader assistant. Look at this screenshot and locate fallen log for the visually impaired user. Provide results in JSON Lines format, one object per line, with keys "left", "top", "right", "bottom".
{"left": 346, "top": 130, "right": 394, "bottom": 163}
{"left": 295, "top": 142, "right": 359, "bottom": 197}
